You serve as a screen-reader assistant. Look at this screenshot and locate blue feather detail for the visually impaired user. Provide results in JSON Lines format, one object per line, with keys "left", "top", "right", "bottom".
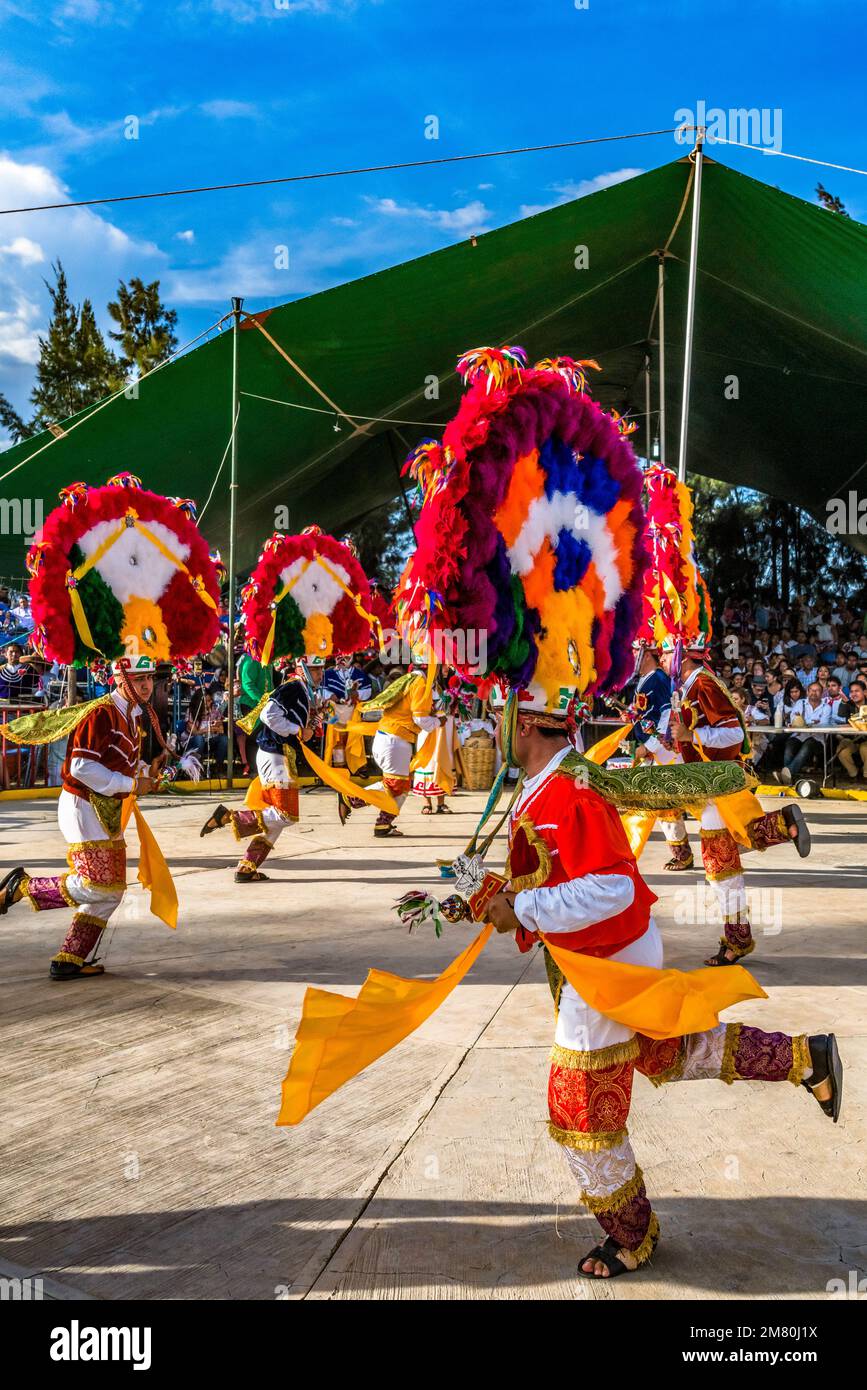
{"left": 553, "top": 529, "right": 591, "bottom": 591}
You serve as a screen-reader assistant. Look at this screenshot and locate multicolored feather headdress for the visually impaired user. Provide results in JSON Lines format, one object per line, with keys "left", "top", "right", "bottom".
{"left": 633, "top": 464, "right": 712, "bottom": 658}
{"left": 241, "top": 526, "right": 375, "bottom": 664}
{"left": 394, "top": 347, "right": 648, "bottom": 712}
{"left": 26, "top": 473, "right": 222, "bottom": 666}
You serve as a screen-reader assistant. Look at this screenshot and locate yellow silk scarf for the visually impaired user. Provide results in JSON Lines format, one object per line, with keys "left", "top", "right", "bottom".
{"left": 277, "top": 923, "right": 765, "bottom": 1125}
{"left": 120, "top": 795, "right": 178, "bottom": 929}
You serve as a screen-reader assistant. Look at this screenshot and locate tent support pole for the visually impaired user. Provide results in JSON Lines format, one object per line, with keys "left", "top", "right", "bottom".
{"left": 677, "top": 131, "right": 705, "bottom": 482}
{"left": 226, "top": 295, "right": 243, "bottom": 791}
{"left": 657, "top": 254, "right": 666, "bottom": 465}
{"left": 644, "top": 351, "right": 652, "bottom": 463}
{"left": 388, "top": 431, "right": 416, "bottom": 532}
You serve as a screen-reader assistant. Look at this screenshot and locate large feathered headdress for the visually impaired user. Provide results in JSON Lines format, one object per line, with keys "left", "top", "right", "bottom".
{"left": 633, "top": 464, "right": 712, "bottom": 656}
{"left": 26, "top": 474, "right": 221, "bottom": 666}
{"left": 394, "top": 348, "right": 648, "bottom": 710}
{"left": 241, "top": 525, "right": 375, "bottom": 663}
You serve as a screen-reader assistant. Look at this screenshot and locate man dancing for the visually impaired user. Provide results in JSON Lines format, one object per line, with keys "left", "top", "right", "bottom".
{"left": 661, "top": 639, "right": 810, "bottom": 965}
{"left": 0, "top": 656, "right": 164, "bottom": 979}
{"left": 485, "top": 699, "right": 840, "bottom": 1279}
{"left": 200, "top": 663, "right": 312, "bottom": 882}
{"left": 629, "top": 641, "right": 694, "bottom": 870}
{"left": 338, "top": 665, "right": 439, "bottom": 837}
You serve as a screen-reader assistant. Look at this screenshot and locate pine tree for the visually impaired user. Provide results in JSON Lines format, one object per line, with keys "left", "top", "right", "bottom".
{"left": 0, "top": 392, "right": 31, "bottom": 443}
{"left": 77, "top": 299, "right": 121, "bottom": 401}
{"left": 29, "top": 262, "right": 83, "bottom": 428}
{"left": 107, "top": 277, "right": 178, "bottom": 379}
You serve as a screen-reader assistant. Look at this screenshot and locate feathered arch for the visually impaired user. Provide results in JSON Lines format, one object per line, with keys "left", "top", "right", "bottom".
{"left": 395, "top": 349, "right": 648, "bottom": 703}
{"left": 26, "top": 475, "right": 222, "bottom": 665}
{"left": 241, "top": 527, "right": 374, "bottom": 663}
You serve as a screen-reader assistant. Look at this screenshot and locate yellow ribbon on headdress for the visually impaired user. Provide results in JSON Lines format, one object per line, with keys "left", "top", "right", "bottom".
{"left": 120, "top": 795, "right": 178, "bottom": 929}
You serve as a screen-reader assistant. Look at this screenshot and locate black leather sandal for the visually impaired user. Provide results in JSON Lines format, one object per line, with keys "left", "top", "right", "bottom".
{"left": 200, "top": 805, "right": 232, "bottom": 837}
{"left": 803, "top": 1033, "right": 843, "bottom": 1123}
{"left": 705, "top": 942, "right": 740, "bottom": 967}
{"left": 50, "top": 959, "right": 106, "bottom": 981}
{"left": 576, "top": 1235, "right": 641, "bottom": 1280}
{"left": 234, "top": 869, "right": 270, "bottom": 883}
{"left": 0, "top": 866, "right": 27, "bottom": 915}
{"left": 782, "top": 803, "right": 811, "bottom": 858}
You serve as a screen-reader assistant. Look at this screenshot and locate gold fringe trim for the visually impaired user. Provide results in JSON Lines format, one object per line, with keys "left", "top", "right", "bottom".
{"left": 699, "top": 827, "right": 733, "bottom": 840}
{"left": 582, "top": 1166, "right": 645, "bottom": 1215}
{"left": 720, "top": 1021, "right": 743, "bottom": 1085}
{"left": 631, "top": 1212, "right": 661, "bottom": 1268}
{"left": 506, "top": 814, "right": 553, "bottom": 891}
{"left": 548, "top": 1122, "right": 628, "bottom": 1152}
{"left": 717, "top": 935, "right": 755, "bottom": 960}
{"left": 550, "top": 1038, "right": 639, "bottom": 1071}
{"left": 788, "top": 1033, "right": 812, "bottom": 1087}
{"left": 705, "top": 867, "right": 743, "bottom": 883}
{"left": 20, "top": 874, "right": 39, "bottom": 912}
{"left": 52, "top": 950, "right": 85, "bottom": 965}
{"left": 644, "top": 1045, "right": 686, "bottom": 1088}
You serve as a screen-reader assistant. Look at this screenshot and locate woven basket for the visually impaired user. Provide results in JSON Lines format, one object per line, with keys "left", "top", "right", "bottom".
{"left": 461, "top": 737, "right": 497, "bottom": 791}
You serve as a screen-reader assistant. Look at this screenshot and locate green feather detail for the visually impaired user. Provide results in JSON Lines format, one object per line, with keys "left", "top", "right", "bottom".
{"left": 272, "top": 588, "right": 306, "bottom": 659}
{"left": 70, "top": 543, "right": 125, "bottom": 664}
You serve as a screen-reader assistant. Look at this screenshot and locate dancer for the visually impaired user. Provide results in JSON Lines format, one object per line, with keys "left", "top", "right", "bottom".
{"left": 629, "top": 642, "right": 693, "bottom": 869}
{"left": 0, "top": 474, "right": 222, "bottom": 978}
{"left": 282, "top": 349, "right": 841, "bottom": 1284}
{"left": 203, "top": 527, "right": 386, "bottom": 873}
{"left": 200, "top": 663, "right": 312, "bottom": 882}
{"left": 483, "top": 699, "right": 840, "bottom": 1279}
{"left": 661, "top": 638, "right": 810, "bottom": 965}
{"left": 339, "top": 664, "right": 439, "bottom": 835}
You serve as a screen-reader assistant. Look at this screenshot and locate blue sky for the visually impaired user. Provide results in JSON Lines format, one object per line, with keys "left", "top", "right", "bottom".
{"left": 1, "top": 0, "right": 865, "bottom": 423}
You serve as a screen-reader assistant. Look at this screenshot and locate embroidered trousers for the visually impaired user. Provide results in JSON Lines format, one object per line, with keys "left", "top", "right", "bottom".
{"left": 20, "top": 790, "right": 127, "bottom": 965}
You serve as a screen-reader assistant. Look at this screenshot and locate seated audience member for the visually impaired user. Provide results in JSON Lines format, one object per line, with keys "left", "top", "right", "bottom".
{"left": 0, "top": 643, "right": 45, "bottom": 702}
{"left": 780, "top": 680, "right": 831, "bottom": 784}
{"left": 835, "top": 677, "right": 867, "bottom": 782}
{"left": 183, "top": 688, "right": 228, "bottom": 775}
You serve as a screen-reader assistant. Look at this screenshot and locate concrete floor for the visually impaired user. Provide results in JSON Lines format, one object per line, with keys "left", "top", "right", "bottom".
{"left": 0, "top": 785, "right": 864, "bottom": 1301}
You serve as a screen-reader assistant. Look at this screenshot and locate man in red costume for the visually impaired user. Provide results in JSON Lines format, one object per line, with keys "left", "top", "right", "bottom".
{"left": 0, "top": 656, "right": 163, "bottom": 979}
{"left": 660, "top": 640, "right": 810, "bottom": 965}
{"left": 484, "top": 701, "right": 839, "bottom": 1281}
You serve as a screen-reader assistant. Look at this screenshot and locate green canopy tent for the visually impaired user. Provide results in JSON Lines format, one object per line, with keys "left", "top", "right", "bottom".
{"left": 2, "top": 152, "right": 867, "bottom": 587}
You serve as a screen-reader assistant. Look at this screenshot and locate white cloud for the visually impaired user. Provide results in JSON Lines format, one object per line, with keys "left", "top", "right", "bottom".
{"left": 175, "top": 229, "right": 196, "bottom": 243}
{"left": 0, "top": 237, "right": 46, "bottom": 266}
{"left": 365, "top": 196, "right": 491, "bottom": 234}
{"left": 0, "top": 155, "right": 164, "bottom": 409}
{"left": 200, "top": 99, "right": 258, "bottom": 119}
{"left": 331, "top": 215, "right": 358, "bottom": 227}
{"left": 520, "top": 167, "right": 644, "bottom": 218}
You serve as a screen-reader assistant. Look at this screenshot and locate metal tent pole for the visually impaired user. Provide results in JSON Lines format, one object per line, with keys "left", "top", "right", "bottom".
{"left": 644, "top": 352, "right": 652, "bottom": 463}
{"left": 657, "top": 254, "right": 666, "bottom": 465}
{"left": 677, "top": 130, "right": 705, "bottom": 482}
{"left": 225, "top": 295, "right": 243, "bottom": 791}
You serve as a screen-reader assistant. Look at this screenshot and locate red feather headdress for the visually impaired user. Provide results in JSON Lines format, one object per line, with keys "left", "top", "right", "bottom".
{"left": 26, "top": 475, "right": 221, "bottom": 665}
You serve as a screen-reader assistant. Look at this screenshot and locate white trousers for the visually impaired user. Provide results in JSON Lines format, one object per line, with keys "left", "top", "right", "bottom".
{"left": 554, "top": 918, "right": 664, "bottom": 1052}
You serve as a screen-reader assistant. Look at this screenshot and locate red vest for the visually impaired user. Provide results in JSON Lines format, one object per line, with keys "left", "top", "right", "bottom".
{"left": 507, "top": 768, "right": 656, "bottom": 959}
{"left": 678, "top": 670, "right": 744, "bottom": 763}
{"left": 62, "top": 700, "right": 141, "bottom": 802}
